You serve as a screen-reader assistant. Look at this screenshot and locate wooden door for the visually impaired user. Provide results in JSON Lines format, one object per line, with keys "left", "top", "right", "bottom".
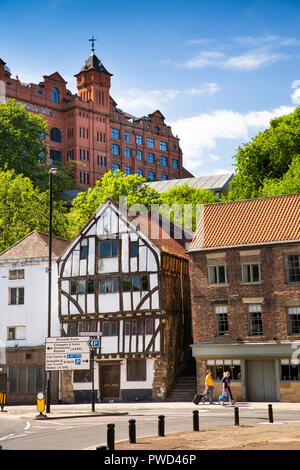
{"left": 99, "top": 364, "right": 120, "bottom": 400}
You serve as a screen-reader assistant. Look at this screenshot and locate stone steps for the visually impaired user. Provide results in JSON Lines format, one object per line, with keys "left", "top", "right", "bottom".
{"left": 167, "top": 375, "right": 197, "bottom": 402}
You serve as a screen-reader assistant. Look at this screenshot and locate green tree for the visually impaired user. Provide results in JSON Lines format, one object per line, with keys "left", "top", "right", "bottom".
{"left": 259, "top": 155, "right": 300, "bottom": 197}
{"left": 158, "top": 184, "right": 220, "bottom": 231}
{"left": 67, "top": 170, "right": 160, "bottom": 238}
{"left": 227, "top": 106, "right": 300, "bottom": 200}
{"left": 0, "top": 99, "right": 75, "bottom": 198}
{"left": 0, "top": 99, "right": 47, "bottom": 175}
{"left": 0, "top": 170, "right": 69, "bottom": 252}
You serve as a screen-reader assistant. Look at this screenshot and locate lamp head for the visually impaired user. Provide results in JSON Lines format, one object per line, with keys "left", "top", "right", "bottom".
{"left": 49, "top": 167, "right": 58, "bottom": 175}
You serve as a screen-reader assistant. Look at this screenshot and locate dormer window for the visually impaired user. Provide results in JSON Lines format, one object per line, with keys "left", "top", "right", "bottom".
{"left": 52, "top": 87, "right": 60, "bottom": 102}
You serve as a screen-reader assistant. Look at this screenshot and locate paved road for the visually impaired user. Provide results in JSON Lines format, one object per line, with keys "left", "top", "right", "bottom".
{"left": 1, "top": 403, "right": 300, "bottom": 450}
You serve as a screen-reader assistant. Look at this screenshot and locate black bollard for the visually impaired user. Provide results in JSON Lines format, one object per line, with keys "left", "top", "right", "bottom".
{"left": 107, "top": 423, "right": 115, "bottom": 450}
{"left": 129, "top": 419, "right": 136, "bottom": 444}
{"left": 96, "top": 445, "right": 107, "bottom": 450}
{"left": 268, "top": 404, "right": 274, "bottom": 423}
{"left": 158, "top": 415, "right": 165, "bottom": 437}
{"left": 193, "top": 410, "right": 199, "bottom": 431}
{"left": 234, "top": 406, "right": 239, "bottom": 426}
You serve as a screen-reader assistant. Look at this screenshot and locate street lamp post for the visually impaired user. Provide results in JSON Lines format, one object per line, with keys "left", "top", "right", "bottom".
{"left": 46, "top": 167, "right": 58, "bottom": 414}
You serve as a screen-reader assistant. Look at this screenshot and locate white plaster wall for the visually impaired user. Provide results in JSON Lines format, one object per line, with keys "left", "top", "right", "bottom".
{"left": 98, "top": 293, "right": 119, "bottom": 313}
{"left": 121, "top": 358, "right": 154, "bottom": 390}
{"left": 0, "top": 260, "right": 60, "bottom": 348}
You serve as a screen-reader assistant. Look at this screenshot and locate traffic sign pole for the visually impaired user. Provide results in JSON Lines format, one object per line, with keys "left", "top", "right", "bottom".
{"left": 91, "top": 349, "right": 95, "bottom": 412}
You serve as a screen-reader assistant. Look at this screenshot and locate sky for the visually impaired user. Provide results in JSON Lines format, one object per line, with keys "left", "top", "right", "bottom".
{"left": 1, "top": 0, "right": 300, "bottom": 177}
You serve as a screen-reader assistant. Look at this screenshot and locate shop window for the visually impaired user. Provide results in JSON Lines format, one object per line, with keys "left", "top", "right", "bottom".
{"left": 281, "top": 359, "right": 300, "bottom": 381}
{"left": 207, "top": 360, "right": 241, "bottom": 381}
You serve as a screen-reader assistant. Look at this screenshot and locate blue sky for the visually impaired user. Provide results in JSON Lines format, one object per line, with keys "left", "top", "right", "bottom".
{"left": 1, "top": 0, "right": 300, "bottom": 176}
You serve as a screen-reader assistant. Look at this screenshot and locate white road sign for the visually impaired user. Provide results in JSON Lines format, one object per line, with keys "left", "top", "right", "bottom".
{"left": 45, "top": 337, "right": 90, "bottom": 371}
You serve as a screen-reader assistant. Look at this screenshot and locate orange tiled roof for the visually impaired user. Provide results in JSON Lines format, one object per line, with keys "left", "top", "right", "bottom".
{"left": 127, "top": 210, "right": 190, "bottom": 260}
{"left": 189, "top": 193, "right": 300, "bottom": 251}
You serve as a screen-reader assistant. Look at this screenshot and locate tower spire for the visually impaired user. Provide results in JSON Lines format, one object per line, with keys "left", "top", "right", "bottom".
{"left": 89, "top": 36, "right": 97, "bottom": 55}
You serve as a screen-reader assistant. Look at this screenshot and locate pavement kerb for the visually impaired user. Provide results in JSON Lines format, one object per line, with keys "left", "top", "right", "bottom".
{"left": 31, "top": 411, "right": 129, "bottom": 420}
{"left": 84, "top": 432, "right": 166, "bottom": 451}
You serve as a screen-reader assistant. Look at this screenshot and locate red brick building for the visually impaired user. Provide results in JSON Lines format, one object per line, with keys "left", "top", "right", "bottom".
{"left": 0, "top": 48, "right": 193, "bottom": 189}
{"left": 188, "top": 193, "right": 300, "bottom": 402}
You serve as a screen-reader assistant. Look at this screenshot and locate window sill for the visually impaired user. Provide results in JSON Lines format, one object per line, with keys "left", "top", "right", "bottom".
{"left": 209, "top": 284, "right": 229, "bottom": 287}
{"left": 245, "top": 336, "right": 266, "bottom": 340}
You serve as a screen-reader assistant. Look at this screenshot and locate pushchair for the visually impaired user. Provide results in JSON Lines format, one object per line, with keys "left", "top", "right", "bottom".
{"left": 192, "top": 389, "right": 211, "bottom": 405}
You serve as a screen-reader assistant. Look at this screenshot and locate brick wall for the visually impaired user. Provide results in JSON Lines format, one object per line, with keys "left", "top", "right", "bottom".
{"left": 190, "top": 243, "right": 300, "bottom": 344}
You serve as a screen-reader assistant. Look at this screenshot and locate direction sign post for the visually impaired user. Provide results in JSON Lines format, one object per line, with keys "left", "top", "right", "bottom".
{"left": 45, "top": 337, "right": 90, "bottom": 371}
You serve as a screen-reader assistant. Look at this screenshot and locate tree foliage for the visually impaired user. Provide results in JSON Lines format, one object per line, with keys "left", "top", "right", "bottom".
{"left": 259, "top": 155, "right": 300, "bottom": 197}
{"left": 0, "top": 99, "right": 75, "bottom": 198}
{"left": 227, "top": 106, "right": 300, "bottom": 200}
{"left": 158, "top": 184, "right": 220, "bottom": 230}
{"left": 0, "top": 170, "right": 69, "bottom": 252}
{"left": 67, "top": 170, "right": 160, "bottom": 238}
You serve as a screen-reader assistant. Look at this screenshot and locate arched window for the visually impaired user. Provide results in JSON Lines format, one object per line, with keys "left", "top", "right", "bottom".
{"left": 112, "top": 163, "right": 120, "bottom": 174}
{"left": 50, "top": 127, "right": 62, "bottom": 143}
{"left": 112, "top": 144, "right": 120, "bottom": 156}
{"left": 52, "top": 87, "right": 60, "bottom": 102}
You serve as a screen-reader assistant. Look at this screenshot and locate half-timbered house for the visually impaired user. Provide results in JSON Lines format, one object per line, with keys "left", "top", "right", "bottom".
{"left": 57, "top": 198, "right": 191, "bottom": 402}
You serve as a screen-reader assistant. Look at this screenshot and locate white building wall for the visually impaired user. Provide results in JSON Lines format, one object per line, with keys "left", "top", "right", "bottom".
{"left": 0, "top": 259, "right": 60, "bottom": 348}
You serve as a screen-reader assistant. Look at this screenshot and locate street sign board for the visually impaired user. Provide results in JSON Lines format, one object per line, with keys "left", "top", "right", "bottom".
{"left": 45, "top": 337, "right": 90, "bottom": 371}
{"left": 90, "top": 339, "right": 100, "bottom": 348}
{"left": 79, "top": 332, "right": 102, "bottom": 337}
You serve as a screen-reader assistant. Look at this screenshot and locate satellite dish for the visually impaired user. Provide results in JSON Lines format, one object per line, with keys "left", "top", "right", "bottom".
{"left": 4, "top": 65, "right": 11, "bottom": 74}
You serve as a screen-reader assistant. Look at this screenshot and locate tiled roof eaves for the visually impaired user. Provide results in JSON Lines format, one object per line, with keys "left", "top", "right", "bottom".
{"left": 188, "top": 238, "right": 300, "bottom": 253}
{"left": 189, "top": 193, "right": 300, "bottom": 251}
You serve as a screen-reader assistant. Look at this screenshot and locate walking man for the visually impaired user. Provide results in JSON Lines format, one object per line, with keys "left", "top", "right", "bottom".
{"left": 203, "top": 370, "right": 214, "bottom": 404}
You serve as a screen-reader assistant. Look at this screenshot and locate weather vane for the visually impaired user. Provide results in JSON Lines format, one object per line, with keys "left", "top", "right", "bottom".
{"left": 89, "top": 36, "right": 97, "bottom": 54}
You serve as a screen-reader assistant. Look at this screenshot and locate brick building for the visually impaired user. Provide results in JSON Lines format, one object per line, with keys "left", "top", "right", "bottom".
{"left": 0, "top": 46, "right": 193, "bottom": 190}
{"left": 188, "top": 193, "right": 300, "bottom": 402}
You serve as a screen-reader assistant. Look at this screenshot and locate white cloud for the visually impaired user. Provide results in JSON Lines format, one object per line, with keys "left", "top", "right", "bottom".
{"left": 208, "top": 154, "right": 221, "bottom": 162}
{"left": 185, "top": 39, "right": 214, "bottom": 46}
{"left": 184, "top": 48, "right": 286, "bottom": 71}
{"left": 114, "top": 84, "right": 220, "bottom": 115}
{"left": 224, "top": 51, "right": 284, "bottom": 70}
{"left": 291, "top": 80, "right": 300, "bottom": 104}
{"left": 185, "top": 83, "right": 220, "bottom": 96}
{"left": 234, "top": 35, "right": 300, "bottom": 47}
{"left": 170, "top": 105, "right": 295, "bottom": 174}
{"left": 213, "top": 169, "right": 232, "bottom": 175}
{"left": 185, "top": 51, "right": 225, "bottom": 69}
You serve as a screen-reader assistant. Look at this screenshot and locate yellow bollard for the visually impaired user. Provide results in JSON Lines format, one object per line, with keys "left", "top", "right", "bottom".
{"left": 0, "top": 392, "right": 6, "bottom": 412}
{"left": 36, "top": 392, "right": 47, "bottom": 419}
